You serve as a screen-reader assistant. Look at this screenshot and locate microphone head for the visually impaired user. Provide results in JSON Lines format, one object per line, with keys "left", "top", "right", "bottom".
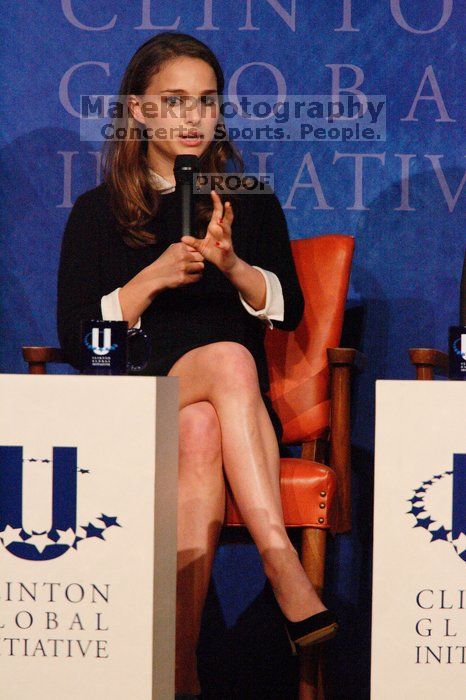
{"left": 174, "top": 155, "right": 200, "bottom": 184}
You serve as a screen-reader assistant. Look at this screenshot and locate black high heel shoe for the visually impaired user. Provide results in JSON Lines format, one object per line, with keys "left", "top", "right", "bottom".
{"left": 283, "top": 609, "right": 339, "bottom": 655}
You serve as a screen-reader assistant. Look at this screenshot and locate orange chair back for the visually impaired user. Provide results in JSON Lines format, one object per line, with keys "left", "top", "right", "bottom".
{"left": 265, "top": 235, "right": 354, "bottom": 444}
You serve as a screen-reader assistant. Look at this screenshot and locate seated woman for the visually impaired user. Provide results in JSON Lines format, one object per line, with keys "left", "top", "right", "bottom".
{"left": 57, "top": 31, "right": 337, "bottom": 699}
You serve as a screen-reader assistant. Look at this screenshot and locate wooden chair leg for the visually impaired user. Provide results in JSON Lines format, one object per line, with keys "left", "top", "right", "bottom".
{"left": 301, "top": 527, "right": 326, "bottom": 595}
{"left": 298, "top": 527, "right": 327, "bottom": 700}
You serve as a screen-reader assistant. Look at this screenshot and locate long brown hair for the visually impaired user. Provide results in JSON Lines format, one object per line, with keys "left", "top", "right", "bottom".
{"left": 103, "top": 32, "right": 244, "bottom": 248}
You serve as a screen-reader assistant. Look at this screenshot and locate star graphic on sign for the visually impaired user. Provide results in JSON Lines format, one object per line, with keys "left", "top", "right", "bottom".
{"left": 430, "top": 526, "right": 449, "bottom": 542}
{"left": 27, "top": 533, "right": 54, "bottom": 553}
{"left": 78, "top": 468, "right": 90, "bottom": 474}
{"left": 407, "top": 495, "right": 422, "bottom": 504}
{"left": 0, "top": 525, "right": 23, "bottom": 547}
{"left": 42, "top": 459, "right": 51, "bottom": 463}
{"left": 407, "top": 505, "right": 426, "bottom": 517}
{"left": 405, "top": 469, "right": 466, "bottom": 563}
{"left": 414, "top": 516, "right": 435, "bottom": 530}
{"left": 56, "top": 528, "right": 76, "bottom": 547}
{"left": 82, "top": 523, "right": 105, "bottom": 540}
{"left": 452, "top": 532, "right": 466, "bottom": 556}
{"left": 97, "top": 514, "right": 121, "bottom": 528}
{"left": 72, "top": 536, "right": 83, "bottom": 550}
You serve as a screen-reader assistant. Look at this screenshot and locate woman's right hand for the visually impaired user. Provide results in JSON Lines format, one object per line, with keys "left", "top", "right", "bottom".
{"left": 118, "top": 241, "right": 205, "bottom": 327}
{"left": 149, "top": 241, "right": 205, "bottom": 293}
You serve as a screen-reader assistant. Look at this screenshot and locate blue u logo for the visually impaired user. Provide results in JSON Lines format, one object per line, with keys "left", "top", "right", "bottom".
{"left": 0, "top": 446, "right": 77, "bottom": 561}
{"left": 84, "top": 328, "right": 118, "bottom": 355}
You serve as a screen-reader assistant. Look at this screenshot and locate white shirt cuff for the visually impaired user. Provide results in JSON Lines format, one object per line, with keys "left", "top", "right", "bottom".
{"left": 101, "top": 288, "right": 141, "bottom": 329}
{"left": 238, "top": 266, "right": 284, "bottom": 329}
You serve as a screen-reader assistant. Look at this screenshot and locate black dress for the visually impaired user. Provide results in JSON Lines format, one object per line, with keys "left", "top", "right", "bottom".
{"left": 57, "top": 182, "right": 304, "bottom": 442}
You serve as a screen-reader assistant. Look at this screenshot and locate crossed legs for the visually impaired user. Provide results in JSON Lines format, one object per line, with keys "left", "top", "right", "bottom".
{"left": 170, "top": 341, "right": 326, "bottom": 694}
{"left": 175, "top": 401, "right": 224, "bottom": 694}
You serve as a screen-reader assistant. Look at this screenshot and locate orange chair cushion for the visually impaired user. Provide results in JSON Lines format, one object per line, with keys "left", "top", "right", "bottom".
{"left": 225, "top": 458, "right": 338, "bottom": 530}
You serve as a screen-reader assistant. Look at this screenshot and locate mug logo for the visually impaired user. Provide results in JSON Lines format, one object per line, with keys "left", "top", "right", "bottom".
{"left": 84, "top": 327, "right": 118, "bottom": 355}
{"left": 406, "top": 453, "right": 466, "bottom": 563}
{"left": 0, "top": 446, "right": 121, "bottom": 561}
{"left": 452, "top": 334, "right": 466, "bottom": 360}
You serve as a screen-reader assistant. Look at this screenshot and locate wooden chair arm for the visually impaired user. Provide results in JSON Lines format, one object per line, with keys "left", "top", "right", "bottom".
{"left": 22, "top": 346, "right": 65, "bottom": 374}
{"left": 327, "top": 347, "right": 367, "bottom": 371}
{"left": 409, "top": 348, "right": 448, "bottom": 380}
{"left": 326, "top": 347, "right": 366, "bottom": 534}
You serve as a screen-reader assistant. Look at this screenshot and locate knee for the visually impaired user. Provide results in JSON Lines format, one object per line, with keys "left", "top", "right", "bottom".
{"left": 204, "top": 342, "right": 259, "bottom": 394}
{"left": 179, "top": 402, "right": 222, "bottom": 468}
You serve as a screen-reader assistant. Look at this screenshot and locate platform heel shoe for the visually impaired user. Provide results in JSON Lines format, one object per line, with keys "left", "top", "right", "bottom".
{"left": 284, "top": 609, "right": 339, "bottom": 655}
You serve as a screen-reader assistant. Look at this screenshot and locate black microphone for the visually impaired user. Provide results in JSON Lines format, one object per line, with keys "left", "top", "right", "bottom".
{"left": 174, "top": 155, "right": 200, "bottom": 238}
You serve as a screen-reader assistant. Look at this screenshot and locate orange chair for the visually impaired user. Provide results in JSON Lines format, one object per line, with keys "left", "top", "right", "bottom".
{"left": 23, "top": 234, "right": 364, "bottom": 700}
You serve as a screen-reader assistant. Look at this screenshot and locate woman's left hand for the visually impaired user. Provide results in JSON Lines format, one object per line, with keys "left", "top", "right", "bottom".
{"left": 181, "top": 190, "right": 238, "bottom": 275}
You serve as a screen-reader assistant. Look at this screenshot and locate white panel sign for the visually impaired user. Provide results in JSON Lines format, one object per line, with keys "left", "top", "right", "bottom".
{"left": 0, "top": 375, "right": 178, "bottom": 700}
{"left": 372, "top": 380, "right": 466, "bottom": 699}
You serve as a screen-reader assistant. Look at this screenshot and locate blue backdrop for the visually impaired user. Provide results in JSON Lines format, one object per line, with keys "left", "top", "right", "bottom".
{"left": 1, "top": 2, "right": 464, "bottom": 698}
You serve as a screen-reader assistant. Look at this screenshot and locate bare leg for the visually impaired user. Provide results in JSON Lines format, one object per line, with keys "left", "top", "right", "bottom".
{"left": 176, "top": 401, "right": 225, "bottom": 695}
{"left": 169, "top": 342, "right": 326, "bottom": 622}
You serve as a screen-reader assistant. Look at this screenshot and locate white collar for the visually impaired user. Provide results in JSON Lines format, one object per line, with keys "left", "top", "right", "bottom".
{"left": 148, "top": 168, "right": 176, "bottom": 194}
